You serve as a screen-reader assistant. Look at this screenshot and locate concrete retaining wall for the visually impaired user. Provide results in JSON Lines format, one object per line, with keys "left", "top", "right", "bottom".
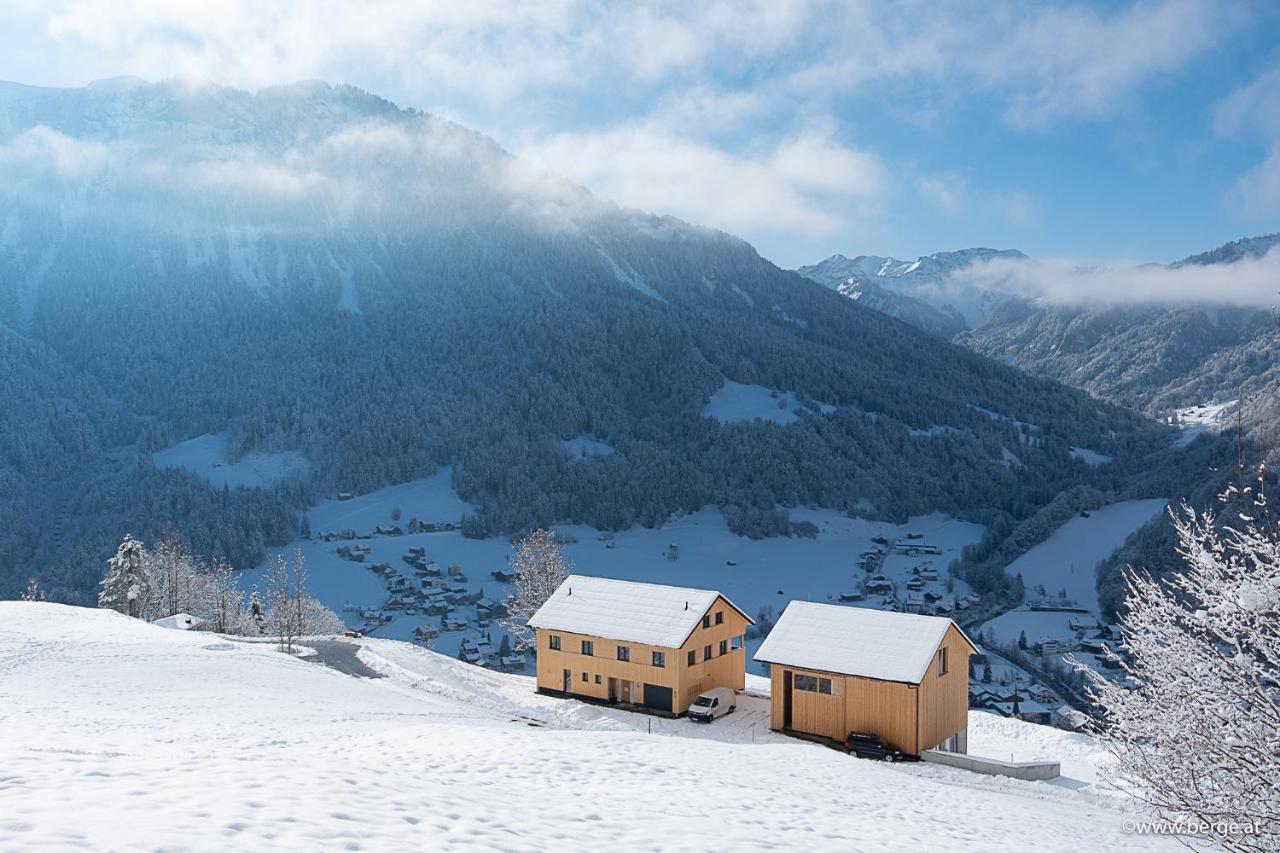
{"left": 922, "top": 749, "right": 1060, "bottom": 781}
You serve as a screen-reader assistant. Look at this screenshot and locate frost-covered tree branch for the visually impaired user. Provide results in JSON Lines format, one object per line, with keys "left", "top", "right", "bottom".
{"left": 1077, "top": 505, "right": 1279, "bottom": 852}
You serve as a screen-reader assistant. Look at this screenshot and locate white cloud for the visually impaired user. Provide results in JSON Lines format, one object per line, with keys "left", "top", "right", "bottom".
{"left": 0, "top": 1, "right": 1250, "bottom": 251}
{"left": 1226, "top": 148, "right": 1280, "bottom": 216}
{"left": 915, "top": 173, "right": 968, "bottom": 217}
{"left": 518, "top": 125, "right": 883, "bottom": 238}
{"left": 1214, "top": 64, "right": 1280, "bottom": 216}
{"left": 949, "top": 249, "right": 1280, "bottom": 309}
{"left": 0, "top": 126, "right": 111, "bottom": 180}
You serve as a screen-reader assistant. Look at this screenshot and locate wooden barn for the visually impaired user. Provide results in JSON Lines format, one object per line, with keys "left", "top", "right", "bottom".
{"left": 754, "top": 601, "right": 976, "bottom": 756}
{"left": 529, "top": 575, "right": 753, "bottom": 716}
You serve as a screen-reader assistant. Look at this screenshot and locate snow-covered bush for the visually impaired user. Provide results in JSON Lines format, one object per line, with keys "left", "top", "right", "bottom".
{"left": 1078, "top": 505, "right": 1279, "bottom": 851}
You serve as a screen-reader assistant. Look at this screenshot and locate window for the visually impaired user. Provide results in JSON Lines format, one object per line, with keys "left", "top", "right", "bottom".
{"left": 617, "top": 645, "right": 630, "bottom": 662}
{"left": 702, "top": 614, "right": 711, "bottom": 629}
{"left": 703, "top": 645, "right": 713, "bottom": 662}
{"left": 687, "top": 650, "right": 696, "bottom": 667}
{"left": 731, "top": 635, "right": 742, "bottom": 651}
{"left": 719, "top": 639, "right": 728, "bottom": 656}
{"left": 581, "top": 640, "right": 594, "bottom": 656}
{"left": 548, "top": 635, "right": 561, "bottom": 651}
{"left": 594, "top": 674, "right": 602, "bottom": 684}
{"left": 937, "top": 647, "right": 948, "bottom": 677}
{"left": 715, "top": 611, "right": 724, "bottom": 625}
{"left": 795, "top": 675, "right": 833, "bottom": 694}
{"left": 652, "top": 651, "right": 665, "bottom": 668}
{"left": 582, "top": 672, "right": 588, "bottom": 682}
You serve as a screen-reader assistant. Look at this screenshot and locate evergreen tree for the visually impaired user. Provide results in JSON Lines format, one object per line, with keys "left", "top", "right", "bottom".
{"left": 21, "top": 577, "right": 45, "bottom": 602}
{"left": 248, "top": 589, "right": 266, "bottom": 635}
{"left": 99, "top": 535, "right": 146, "bottom": 618}
{"left": 982, "top": 662, "right": 992, "bottom": 683}
{"left": 1018, "top": 629, "right": 1028, "bottom": 650}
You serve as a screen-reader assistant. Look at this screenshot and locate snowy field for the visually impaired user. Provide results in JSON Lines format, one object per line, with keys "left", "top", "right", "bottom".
{"left": 243, "top": 473, "right": 984, "bottom": 676}
{"left": 307, "top": 469, "right": 472, "bottom": 534}
{"left": 153, "top": 432, "right": 310, "bottom": 489}
{"left": 1069, "top": 447, "right": 1112, "bottom": 466}
{"left": 561, "top": 436, "right": 616, "bottom": 459}
{"left": 979, "top": 499, "right": 1167, "bottom": 666}
{"left": 0, "top": 603, "right": 1179, "bottom": 852}
{"left": 702, "top": 380, "right": 834, "bottom": 425}
{"left": 1173, "top": 401, "right": 1235, "bottom": 447}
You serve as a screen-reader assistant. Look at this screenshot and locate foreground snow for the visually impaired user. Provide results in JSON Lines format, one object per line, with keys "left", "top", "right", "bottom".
{"left": 0, "top": 604, "right": 1177, "bottom": 851}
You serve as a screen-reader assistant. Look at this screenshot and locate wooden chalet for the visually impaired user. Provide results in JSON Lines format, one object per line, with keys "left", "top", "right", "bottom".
{"left": 529, "top": 575, "right": 753, "bottom": 716}
{"left": 754, "top": 601, "right": 977, "bottom": 756}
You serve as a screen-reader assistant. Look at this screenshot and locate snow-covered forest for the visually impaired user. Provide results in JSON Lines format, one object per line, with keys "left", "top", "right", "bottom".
{"left": 0, "top": 80, "right": 1201, "bottom": 607}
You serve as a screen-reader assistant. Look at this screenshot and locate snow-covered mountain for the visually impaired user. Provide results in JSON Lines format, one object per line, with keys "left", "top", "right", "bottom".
{"left": 800, "top": 236, "right": 1280, "bottom": 417}
{"left": 0, "top": 602, "right": 1180, "bottom": 851}
{"left": 960, "top": 234, "right": 1280, "bottom": 414}
{"left": 797, "top": 248, "right": 1031, "bottom": 332}
{"left": 0, "top": 78, "right": 1170, "bottom": 604}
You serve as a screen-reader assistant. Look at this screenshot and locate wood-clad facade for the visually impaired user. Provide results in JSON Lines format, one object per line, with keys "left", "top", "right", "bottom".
{"left": 534, "top": 594, "right": 751, "bottom": 716}
{"left": 763, "top": 623, "right": 975, "bottom": 756}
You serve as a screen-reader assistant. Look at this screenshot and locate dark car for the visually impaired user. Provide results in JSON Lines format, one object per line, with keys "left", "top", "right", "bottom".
{"left": 843, "top": 732, "right": 906, "bottom": 762}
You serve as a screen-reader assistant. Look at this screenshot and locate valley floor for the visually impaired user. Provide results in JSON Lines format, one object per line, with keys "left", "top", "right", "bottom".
{"left": 0, "top": 604, "right": 1180, "bottom": 852}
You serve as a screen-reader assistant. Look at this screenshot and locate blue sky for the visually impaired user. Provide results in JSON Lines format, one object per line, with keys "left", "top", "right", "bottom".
{"left": 1, "top": 1, "right": 1278, "bottom": 269}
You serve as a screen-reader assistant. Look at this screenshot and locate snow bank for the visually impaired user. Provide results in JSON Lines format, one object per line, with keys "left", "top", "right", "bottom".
{"left": 0, "top": 603, "right": 1179, "bottom": 852}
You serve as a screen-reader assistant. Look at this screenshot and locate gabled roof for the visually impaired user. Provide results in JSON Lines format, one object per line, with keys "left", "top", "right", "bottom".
{"left": 528, "top": 575, "right": 752, "bottom": 649}
{"left": 753, "top": 601, "right": 976, "bottom": 684}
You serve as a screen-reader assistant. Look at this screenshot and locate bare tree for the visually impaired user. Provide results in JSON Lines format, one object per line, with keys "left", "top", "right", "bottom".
{"left": 1076, "top": 505, "right": 1279, "bottom": 851}
{"left": 266, "top": 549, "right": 343, "bottom": 651}
{"left": 500, "top": 529, "right": 571, "bottom": 650}
{"left": 199, "top": 558, "right": 244, "bottom": 634}
{"left": 266, "top": 553, "right": 299, "bottom": 653}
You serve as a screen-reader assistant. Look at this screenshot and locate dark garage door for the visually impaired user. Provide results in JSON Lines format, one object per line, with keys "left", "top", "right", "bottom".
{"left": 643, "top": 683, "right": 673, "bottom": 713}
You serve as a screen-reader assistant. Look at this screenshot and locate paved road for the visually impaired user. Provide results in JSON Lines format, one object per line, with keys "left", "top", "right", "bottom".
{"left": 307, "top": 640, "right": 384, "bottom": 678}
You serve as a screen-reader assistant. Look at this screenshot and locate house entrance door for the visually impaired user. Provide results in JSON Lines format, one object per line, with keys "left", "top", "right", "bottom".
{"left": 783, "top": 670, "right": 794, "bottom": 729}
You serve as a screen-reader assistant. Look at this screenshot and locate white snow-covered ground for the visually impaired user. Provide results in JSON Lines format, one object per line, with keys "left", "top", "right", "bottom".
{"left": 993, "top": 499, "right": 1166, "bottom": 616}
{"left": 0, "top": 603, "right": 1178, "bottom": 852}
{"left": 1069, "top": 447, "right": 1112, "bottom": 466}
{"left": 307, "top": 469, "right": 472, "bottom": 534}
{"left": 701, "top": 380, "right": 834, "bottom": 425}
{"left": 243, "top": 473, "right": 984, "bottom": 676}
{"left": 152, "top": 432, "right": 310, "bottom": 489}
{"left": 560, "top": 436, "right": 616, "bottom": 459}
{"left": 979, "top": 499, "right": 1166, "bottom": 672}
{"left": 1173, "top": 401, "right": 1235, "bottom": 447}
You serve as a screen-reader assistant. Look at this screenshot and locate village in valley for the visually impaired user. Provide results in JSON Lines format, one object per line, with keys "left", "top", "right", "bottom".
{"left": 248, "top": 466, "right": 1165, "bottom": 738}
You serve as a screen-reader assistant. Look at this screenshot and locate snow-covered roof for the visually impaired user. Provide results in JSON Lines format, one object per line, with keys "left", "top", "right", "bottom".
{"left": 753, "top": 601, "right": 974, "bottom": 683}
{"left": 151, "top": 613, "right": 204, "bottom": 631}
{"left": 528, "top": 575, "right": 751, "bottom": 649}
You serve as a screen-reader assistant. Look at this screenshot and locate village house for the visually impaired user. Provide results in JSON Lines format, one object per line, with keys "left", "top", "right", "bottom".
{"left": 754, "top": 601, "right": 977, "bottom": 756}
{"left": 529, "top": 575, "right": 753, "bottom": 716}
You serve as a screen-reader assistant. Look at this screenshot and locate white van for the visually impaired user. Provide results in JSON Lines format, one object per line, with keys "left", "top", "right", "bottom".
{"left": 687, "top": 687, "right": 736, "bottom": 723}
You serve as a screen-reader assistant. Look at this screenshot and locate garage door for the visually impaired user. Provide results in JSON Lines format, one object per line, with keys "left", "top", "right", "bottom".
{"left": 642, "top": 683, "right": 673, "bottom": 713}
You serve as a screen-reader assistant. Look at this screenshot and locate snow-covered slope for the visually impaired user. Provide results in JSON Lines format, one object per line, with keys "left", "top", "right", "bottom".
{"left": 1, "top": 603, "right": 1178, "bottom": 851}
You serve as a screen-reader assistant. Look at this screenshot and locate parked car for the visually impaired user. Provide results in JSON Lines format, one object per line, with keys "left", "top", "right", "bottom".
{"left": 687, "top": 687, "right": 736, "bottom": 723}
{"left": 843, "top": 732, "right": 905, "bottom": 762}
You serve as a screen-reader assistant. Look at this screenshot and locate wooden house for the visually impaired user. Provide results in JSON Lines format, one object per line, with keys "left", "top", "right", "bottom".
{"left": 754, "top": 601, "right": 977, "bottom": 756}
{"left": 529, "top": 575, "right": 753, "bottom": 716}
